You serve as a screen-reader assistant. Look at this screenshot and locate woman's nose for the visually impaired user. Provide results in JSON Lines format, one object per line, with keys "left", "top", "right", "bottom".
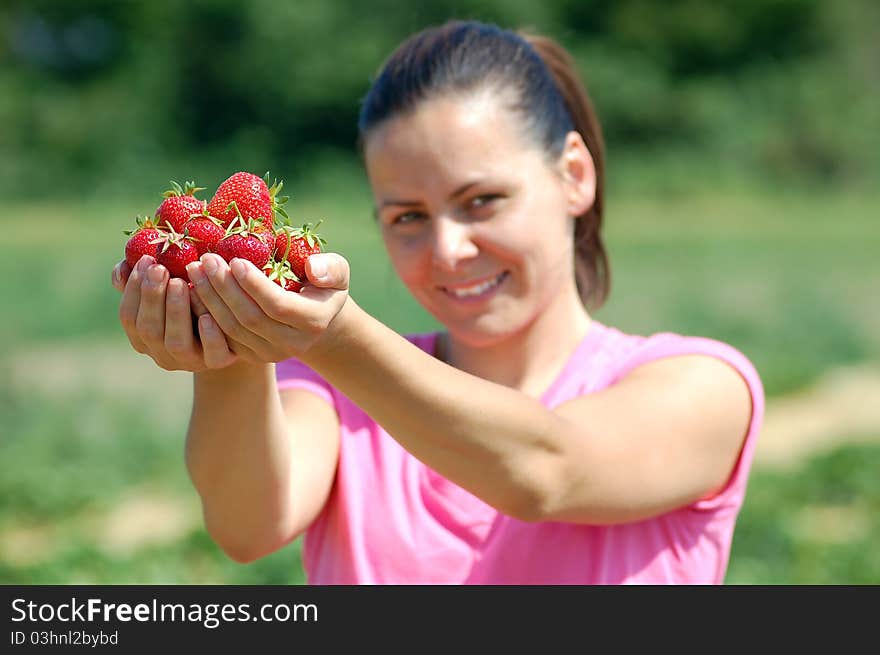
{"left": 431, "top": 216, "right": 479, "bottom": 271}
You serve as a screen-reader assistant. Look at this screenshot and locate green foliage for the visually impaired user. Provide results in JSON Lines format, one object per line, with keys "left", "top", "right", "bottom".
{"left": 0, "top": 386, "right": 179, "bottom": 519}
{"left": 558, "top": 0, "right": 827, "bottom": 75}
{"left": 1, "top": 0, "right": 878, "bottom": 198}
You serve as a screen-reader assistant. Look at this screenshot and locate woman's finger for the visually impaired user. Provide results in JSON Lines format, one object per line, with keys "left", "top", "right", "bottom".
{"left": 305, "top": 253, "right": 350, "bottom": 291}
{"left": 190, "top": 280, "right": 261, "bottom": 357}
{"left": 164, "top": 278, "right": 199, "bottom": 363}
{"left": 118, "top": 256, "right": 152, "bottom": 353}
{"left": 186, "top": 256, "right": 277, "bottom": 353}
{"left": 189, "top": 283, "right": 210, "bottom": 316}
{"left": 112, "top": 260, "right": 134, "bottom": 293}
{"left": 228, "top": 257, "right": 306, "bottom": 325}
{"left": 229, "top": 255, "right": 348, "bottom": 333}
{"left": 135, "top": 264, "right": 169, "bottom": 352}
{"left": 111, "top": 261, "right": 124, "bottom": 293}
{"left": 197, "top": 313, "right": 238, "bottom": 369}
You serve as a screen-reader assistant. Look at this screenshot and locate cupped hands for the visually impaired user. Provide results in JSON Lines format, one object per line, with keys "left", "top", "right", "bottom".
{"left": 111, "top": 251, "right": 351, "bottom": 372}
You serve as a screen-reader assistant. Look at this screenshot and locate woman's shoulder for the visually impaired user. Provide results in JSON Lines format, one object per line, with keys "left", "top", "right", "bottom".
{"left": 581, "top": 321, "right": 765, "bottom": 514}
{"left": 577, "top": 320, "right": 763, "bottom": 401}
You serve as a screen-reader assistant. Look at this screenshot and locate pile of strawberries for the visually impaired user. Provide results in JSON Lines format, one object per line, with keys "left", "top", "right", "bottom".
{"left": 124, "top": 171, "right": 325, "bottom": 292}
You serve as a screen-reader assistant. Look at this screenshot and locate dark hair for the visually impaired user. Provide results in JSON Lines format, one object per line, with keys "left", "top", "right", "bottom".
{"left": 358, "top": 20, "right": 609, "bottom": 309}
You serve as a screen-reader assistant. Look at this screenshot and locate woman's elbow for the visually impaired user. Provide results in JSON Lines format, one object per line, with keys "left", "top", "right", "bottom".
{"left": 203, "top": 515, "right": 299, "bottom": 565}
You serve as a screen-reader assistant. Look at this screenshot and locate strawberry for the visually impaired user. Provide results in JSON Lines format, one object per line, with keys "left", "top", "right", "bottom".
{"left": 215, "top": 217, "right": 273, "bottom": 269}
{"left": 153, "top": 229, "right": 200, "bottom": 281}
{"left": 183, "top": 214, "right": 226, "bottom": 256}
{"left": 207, "top": 171, "right": 288, "bottom": 228}
{"left": 155, "top": 180, "right": 207, "bottom": 232}
{"left": 263, "top": 258, "right": 304, "bottom": 292}
{"left": 123, "top": 215, "right": 165, "bottom": 268}
{"left": 274, "top": 220, "right": 326, "bottom": 281}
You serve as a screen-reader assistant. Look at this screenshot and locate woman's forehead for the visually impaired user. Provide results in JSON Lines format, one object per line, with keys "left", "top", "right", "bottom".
{"left": 364, "top": 94, "right": 539, "bottom": 186}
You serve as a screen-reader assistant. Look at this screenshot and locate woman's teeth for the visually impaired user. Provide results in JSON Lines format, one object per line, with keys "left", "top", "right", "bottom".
{"left": 447, "top": 272, "right": 507, "bottom": 298}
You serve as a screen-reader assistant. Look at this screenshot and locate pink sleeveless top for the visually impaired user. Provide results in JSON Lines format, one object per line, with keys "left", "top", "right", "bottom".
{"left": 276, "top": 320, "right": 764, "bottom": 584}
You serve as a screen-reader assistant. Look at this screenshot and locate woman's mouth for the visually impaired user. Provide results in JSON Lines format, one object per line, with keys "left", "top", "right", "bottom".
{"left": 439, "top": 271, "right": 509, "bottom": 301}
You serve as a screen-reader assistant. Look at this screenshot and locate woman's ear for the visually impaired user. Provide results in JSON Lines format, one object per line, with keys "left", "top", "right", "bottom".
{"left": 558, "top": 131, "right": 596, "bottom": 217}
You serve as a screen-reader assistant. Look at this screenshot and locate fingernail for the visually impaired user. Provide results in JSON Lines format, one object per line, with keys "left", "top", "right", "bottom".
{"left": 202, "top": 256, "right": 218, "bottom": 275}
{"left": 137, "top": 255, "right": 154, "bottom": 272}
{"left": 231, "top": 258, "right": 248, "bottom": 280}
{"left": 310, "top": 256, "right": 328, "bottom": 280}
{"left": 147, "top": 265, "right": 166, "bottom": 285}
{"left": 167, "top": 279, "right": 183, "bottom": 298}
{"left": 187, "top": 262, "right": 205, "bottom": 285}
{"left": 112, "top": 266, "right": 120, "bottom": 286}
{"left": 198, "top": 314, "right": 215, "bottom": 332}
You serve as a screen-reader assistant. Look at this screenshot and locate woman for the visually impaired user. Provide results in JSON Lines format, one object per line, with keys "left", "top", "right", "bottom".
{"left": 112, "top": 21, "right": 763, "bottom": 584}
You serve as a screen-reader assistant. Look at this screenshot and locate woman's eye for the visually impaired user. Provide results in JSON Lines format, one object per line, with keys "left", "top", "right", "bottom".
{"left": 468, "top": 194, "right": 501, "bottom": 210}
{"left": 391, "top": 211, "right": 425, "bottom": 226}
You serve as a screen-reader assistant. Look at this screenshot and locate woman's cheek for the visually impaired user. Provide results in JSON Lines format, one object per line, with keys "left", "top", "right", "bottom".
{"left": 385, "top": 242, "right": 424, "bottom": 285}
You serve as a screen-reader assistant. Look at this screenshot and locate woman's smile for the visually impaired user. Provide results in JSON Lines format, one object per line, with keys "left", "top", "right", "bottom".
{"left": 438, "top": 270, "right": 510, "bottom": 303}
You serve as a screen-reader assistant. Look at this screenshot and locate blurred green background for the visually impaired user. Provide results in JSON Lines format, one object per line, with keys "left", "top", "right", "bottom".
{"left": 1, "top": 0, "right": 878, "bottom": 584}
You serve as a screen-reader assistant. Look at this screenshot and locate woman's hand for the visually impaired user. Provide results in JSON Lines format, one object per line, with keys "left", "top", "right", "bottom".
{"left": 184, "top": 252, "right": 351, "bottom": 364}
{"left": 112, "top": 257, "right": 212, "bottom": 317}
{"left": 112, "top": 256, "right": 239, "bottom": 371}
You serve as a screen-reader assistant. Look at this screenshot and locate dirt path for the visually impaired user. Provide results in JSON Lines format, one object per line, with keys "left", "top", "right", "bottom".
{"left": 754, "top": 362, "right": 880, "bottom": 470}
{"left": 1, "top": 489, "right": 201, "bottom": 567}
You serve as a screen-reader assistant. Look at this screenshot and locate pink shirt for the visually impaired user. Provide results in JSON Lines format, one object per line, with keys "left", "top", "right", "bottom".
{"left": 276, "top": 320, "right": 764, "bottom": 584}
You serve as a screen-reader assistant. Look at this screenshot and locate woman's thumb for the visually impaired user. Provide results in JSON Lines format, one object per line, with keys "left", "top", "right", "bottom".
{"left": 306, "top": 253, "right": 350, "bottom": 290}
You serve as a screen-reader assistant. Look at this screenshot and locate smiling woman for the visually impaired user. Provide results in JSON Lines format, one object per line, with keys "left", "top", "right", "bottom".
{"left": 112, "top": 20, "right": 763, "bottom": 584}
{"left": 365, "top": 94, "right": 591, "bottom": 353}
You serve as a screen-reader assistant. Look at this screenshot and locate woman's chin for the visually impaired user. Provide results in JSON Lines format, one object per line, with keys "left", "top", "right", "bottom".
{"left": 439, "top": 313, "right": 530, "bottom": 349}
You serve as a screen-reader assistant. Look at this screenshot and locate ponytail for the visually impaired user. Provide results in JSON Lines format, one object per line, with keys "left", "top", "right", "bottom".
{"left": 520, "top": 32, "right": 610, "bottom": 310}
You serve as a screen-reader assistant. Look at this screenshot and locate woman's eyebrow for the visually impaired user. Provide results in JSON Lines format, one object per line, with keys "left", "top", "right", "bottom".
{"left": 379, "top": 181, "right": 483, "bottom": 209}
{"left": 379, "top": 198, "right": 421, "bottom": 209}
{"left": 449, "top": 180, "right": 480, "bottom": 200}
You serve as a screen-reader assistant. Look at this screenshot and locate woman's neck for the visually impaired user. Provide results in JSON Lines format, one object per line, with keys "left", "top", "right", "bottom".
{"left": 437, "top": 288, "right": 592, "bottom": 399}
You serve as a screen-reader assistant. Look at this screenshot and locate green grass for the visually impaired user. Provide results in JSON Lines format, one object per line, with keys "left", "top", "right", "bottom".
{"left": 0, "top": 528, "right": 306, "bottom": 586}
{"left": 1, "top": 159, "right": 878, "bottom": 584}
{"left": 0, "top": 379, "right": 307, "bottom": 585}
{"left": 596, "top": 186, "right": 879, "bottom": 396}
{"left": 727, "top": 443, "right": 880, "bottom": 584}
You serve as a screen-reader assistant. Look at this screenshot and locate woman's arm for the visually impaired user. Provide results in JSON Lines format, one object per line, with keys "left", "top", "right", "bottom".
{"left": 113, "top": 257, "right": 341, "bottom": 562}
{"left": 191, "top": 253, "right": 752, "bottom": 525}
{"left": 186, "top": 364, "right": 340, "bottom": 563}
{"left": 308, "top": 302, "right": 752, "bottom": 524}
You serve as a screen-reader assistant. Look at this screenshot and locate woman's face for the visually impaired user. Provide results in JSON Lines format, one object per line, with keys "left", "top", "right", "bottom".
{"left": 363, "top": 93, "right": 588, "bottom": 347}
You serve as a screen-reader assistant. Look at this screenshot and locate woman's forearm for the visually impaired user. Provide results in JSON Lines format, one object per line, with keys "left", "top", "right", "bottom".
{"left": 304, "top": 300, "right": 568, "bottom": 518}
{"left": 185, "top": 361, "right": 295, "bottom": 561}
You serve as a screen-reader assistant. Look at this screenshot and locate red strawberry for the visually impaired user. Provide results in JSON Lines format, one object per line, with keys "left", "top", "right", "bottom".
{"left": 274, "top": 220, "right": 326, "bottom": 281}
{"left": 183, "top": 214, "right": 226, "bottom": 256}
{"left": 155, "top": 180, "right": 207, "bottom": 232}
{"left": 215, "top": 217, "right": 273, "bottom": 269}
{"left": 206, "top": 171, "right": 288, "bottom": 228}
{"left": 153, "top": 229, "right": 200, "bottom": 281}
{"left": 123, "top": 215, "right": 165, "bottom": 268}
{"left": 263, "top": 258, "right": 304, "bottom": 293}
